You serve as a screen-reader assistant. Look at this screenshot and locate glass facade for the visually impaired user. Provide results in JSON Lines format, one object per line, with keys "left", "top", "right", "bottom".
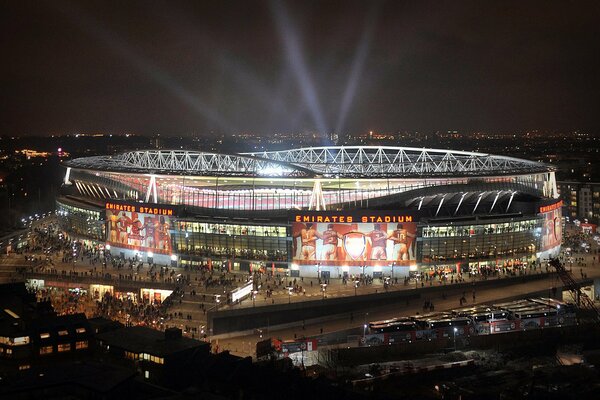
{"left": 171, "top": 221, "right": 288, "bottom": 262}
{"left": 56, "top": 201, "right": 104, "bottom": 241}
{"left": 419, "top": 218, "right": 541, "bottom": 265}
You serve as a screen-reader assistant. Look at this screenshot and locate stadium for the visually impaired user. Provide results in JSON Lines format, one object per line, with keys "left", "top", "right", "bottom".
{"left": 56, "top": 146, "right": 563, "bottom": 278}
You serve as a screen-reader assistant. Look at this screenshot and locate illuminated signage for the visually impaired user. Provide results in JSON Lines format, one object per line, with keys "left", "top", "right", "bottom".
{"left": 291, "top": 211, "right": 418, "bottom": 267}
{"left": 539, "top": 200, "right": 563, "bottom": 214}
{"left": 281, "top": 339, "right": 318, "bottom": 353}
{"left": 294, "top": 214, "right": 414, "bottom": 223}
{"left": 231, "top": 280, "right": 253, "bottom": 303}
{"left": 106, "top": 202, "right": 175, "bottom": 255}
{"left": 105, "top": 202, "right": 175, "bottom": 216}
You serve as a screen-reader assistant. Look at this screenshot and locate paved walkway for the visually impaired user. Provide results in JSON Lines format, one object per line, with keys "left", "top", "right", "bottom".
{"left": 217, "top": 271, "right": 597, "bottom": 358}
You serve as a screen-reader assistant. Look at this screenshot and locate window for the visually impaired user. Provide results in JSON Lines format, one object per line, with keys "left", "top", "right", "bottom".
{"left": 75, "top": 340, "right": 88, "bottom": 350}
{"left": 75, "top": 327, "right": 86, "bottom": 334}
{"left": 140, "top": 353, "right": 164, "bottom": 364}
{"left": 144, "top": 370, "right": 150, "bottom": 379}
{"left": 40, "top": 346, "right": 53, "bottom": 355}
{"left": 11, "top": 336, "right": 30, "bottom": 346}
{"left": 19, "top": 365, "right": 30, "bottom": 370}
{"left": 57, "top": 343, "right": 71, "bottom": 352}
{"left": 125, "top": 351, "right": 138, "bottom": 360}
{"left": 40, "top": 333, "right": 50, "bottom": 339}
{"left": 58, "top": 330, "right": 69, "bottom": 336}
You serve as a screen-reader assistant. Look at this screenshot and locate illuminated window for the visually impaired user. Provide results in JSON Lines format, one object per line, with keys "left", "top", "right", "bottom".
{"left": 39, "top": 346, "right": 53, "bottom": 355}
{"left": 75, "top": 327, "right": 86, "bottom": 334}
{"left": 6, "top": 348, "right": 13, "bottom": 355}
{"left": 57, "top": 343, "right": 71, "bottom": 352}
{"left": 40, "top": 333, "right": 50, "bottom": 339}
{"left": 19, "top": 365, "right": 30, "bottom": 370}
{"left": 125, "top": 351, "right": 138, "bottom": 360}
{"left": 75, "top": 341, "right": 88, "bottom": 350}
{"left": 11, "top": 336, "right": 30, "bottom": 346}
{"left": 140, "top": 353, "right": 164, "bottom": 364}
{"left": 58, "top": 330, "right": 69, "bottom": 336}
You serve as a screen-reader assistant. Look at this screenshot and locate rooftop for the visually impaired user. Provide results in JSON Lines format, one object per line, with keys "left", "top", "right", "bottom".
{"left": 97, "top": 326, "right": 208, "bottom": 357}
{"left": 65, "top": 146, "right": 552, "bottom": 179}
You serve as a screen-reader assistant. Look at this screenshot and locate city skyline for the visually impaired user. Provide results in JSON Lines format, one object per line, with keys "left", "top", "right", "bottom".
{"left": 1, "top": 0, "right": 599, "bottom": 137}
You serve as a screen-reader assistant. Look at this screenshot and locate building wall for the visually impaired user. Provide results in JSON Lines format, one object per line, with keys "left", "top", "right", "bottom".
{"left": 558, "top": 181, "right": 600, "bottom": 223}
{"left": 56, "top": 200, "right": 104, "bottom": 241}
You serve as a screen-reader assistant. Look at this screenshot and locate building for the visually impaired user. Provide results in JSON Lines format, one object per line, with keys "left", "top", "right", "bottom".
{"left": 57, "top": 146, "right": 563, "bottom": 278}
{"left": 96, "top": 326, "right": 209, "bottom": 386}
{"left": 557, "top": 181, "right": 600, "bottom": 224}
{"left": 0, "top": 283, "right": 93, "bottom": 373}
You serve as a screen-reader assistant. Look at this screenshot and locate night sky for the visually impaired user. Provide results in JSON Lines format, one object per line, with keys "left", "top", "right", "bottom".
{"left": 1, "top": 0, "right": 599, "bottom": 136}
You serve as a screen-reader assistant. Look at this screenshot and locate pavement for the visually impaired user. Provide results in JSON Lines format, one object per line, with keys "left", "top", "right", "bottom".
{"left": 1, "top": 217, "right": 599, "bottom": 358}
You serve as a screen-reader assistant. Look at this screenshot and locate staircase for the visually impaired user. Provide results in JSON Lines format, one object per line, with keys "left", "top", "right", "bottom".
{"left": 549, "top": 258, "right": 600, "bottom": 321}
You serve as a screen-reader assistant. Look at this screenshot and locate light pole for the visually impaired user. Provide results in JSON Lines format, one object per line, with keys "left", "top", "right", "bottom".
{"left": 321, "top": 283, "right": 327, "bottom": 300}
{"left": 391, "top": 262, "right": 395, "bottom": 279}
{"left": 215, "top": 294, "right": 221, "bottom": 311}
{"left": 287, "top": 287, "right": 293, "bottom": 304}
{"left": 354, "top": 280, "right": 359, "bottom": 296}
{"left": 252, "top": 290, "right": 257, "bottom": 307}
{"left": 453, "top": 327, "right": 458, "bottom": 351}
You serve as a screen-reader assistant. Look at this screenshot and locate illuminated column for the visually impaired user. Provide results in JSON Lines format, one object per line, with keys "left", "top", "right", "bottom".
{"left": 454, "top": 192, "right": 467, "bottom": 215}
{"left": 548, "top": 171, "right": 559, "bottom": 199}
{"left": 472, "top": 193, "right": 484, "bottom": 215}
{"left": 489, "top": 191, "right": 502, "bottom": 213}
{"left": 64, "top": 167, "right": 72, "bottom": 185}
{"left": 308, "top": 180, "right": 327, "bottom": 211}
{"left": 435, "top": 195, "right": 446, "bottom": 217}
{"left": 506, "top": 191, "right": 517, "bottom": 212}
{"left": 145, "top": 175, "right": 158, "bottom": 203}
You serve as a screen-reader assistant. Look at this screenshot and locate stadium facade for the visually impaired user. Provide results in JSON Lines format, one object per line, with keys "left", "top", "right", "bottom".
{"left": 56, "top": 146, "right": 562, "bottom": 278}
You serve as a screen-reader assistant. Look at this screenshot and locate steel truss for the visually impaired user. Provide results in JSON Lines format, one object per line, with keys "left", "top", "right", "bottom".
{"left": 66, "top": 146, "right": 552, "bottom": 179}
{"left": 249, "top": 146, "right": 552, "bottom": 178}
{"left": 66, "top": 150, "right": 313, "bottom": 178}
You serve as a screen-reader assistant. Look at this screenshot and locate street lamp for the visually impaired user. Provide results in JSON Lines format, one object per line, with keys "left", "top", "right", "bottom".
{"left": 321, "top": 283, "right": 327, "bottom": 300}
{"left": 453, "top": 327, "right": 458, "bottom": 351}
{"left": 287, "top": 287, "right": 293, "bottom": 304}
{"left": 252, "top": 290, "right": 257, "bottom": 307}
{"left": 354, "top": 280, "right": 359, "bottom": 296}
{"left": 215, "top": 294, "right": 221, "bottom": 311}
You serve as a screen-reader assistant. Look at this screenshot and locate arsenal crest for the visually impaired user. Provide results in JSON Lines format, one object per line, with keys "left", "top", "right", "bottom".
{"left": 344, "top": 232, "right": 366, "bottom": 260}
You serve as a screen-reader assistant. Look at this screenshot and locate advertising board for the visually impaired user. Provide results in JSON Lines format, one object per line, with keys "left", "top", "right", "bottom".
{"left": 106, "top": 202, "right": 176, "bottom": 255}
{"left": 291, "top": 212, "right": 417, "bottom": 266}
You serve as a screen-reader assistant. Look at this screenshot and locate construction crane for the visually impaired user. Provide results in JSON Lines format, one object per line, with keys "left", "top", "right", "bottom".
{"left": 549, "top": 258, "right": 600, "bottom": 321}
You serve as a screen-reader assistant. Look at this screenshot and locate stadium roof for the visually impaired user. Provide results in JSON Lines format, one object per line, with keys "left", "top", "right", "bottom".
{"left": 65, "top": 146, "right": 552, "bottom": 178}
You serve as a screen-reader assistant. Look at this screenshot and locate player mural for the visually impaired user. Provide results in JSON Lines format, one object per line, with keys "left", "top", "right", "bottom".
{"left": 540, "top": 203, "right": 562, "bottom": 252}
{"left": 105, "top": 202, "right": 175, "bottom": 255}
{"left": 291, "top": 212, "right": 417, "bottom": 266}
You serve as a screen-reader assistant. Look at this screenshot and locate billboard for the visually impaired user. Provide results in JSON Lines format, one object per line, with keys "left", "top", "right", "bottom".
{"left": 291, "top": 212, "right": 417, "bottom": 266}
{"left": 540, "top": 202, "right": 562, "bottom": 252}
{"left": 106, "top": 202, "right": 175, "bottom": 255}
